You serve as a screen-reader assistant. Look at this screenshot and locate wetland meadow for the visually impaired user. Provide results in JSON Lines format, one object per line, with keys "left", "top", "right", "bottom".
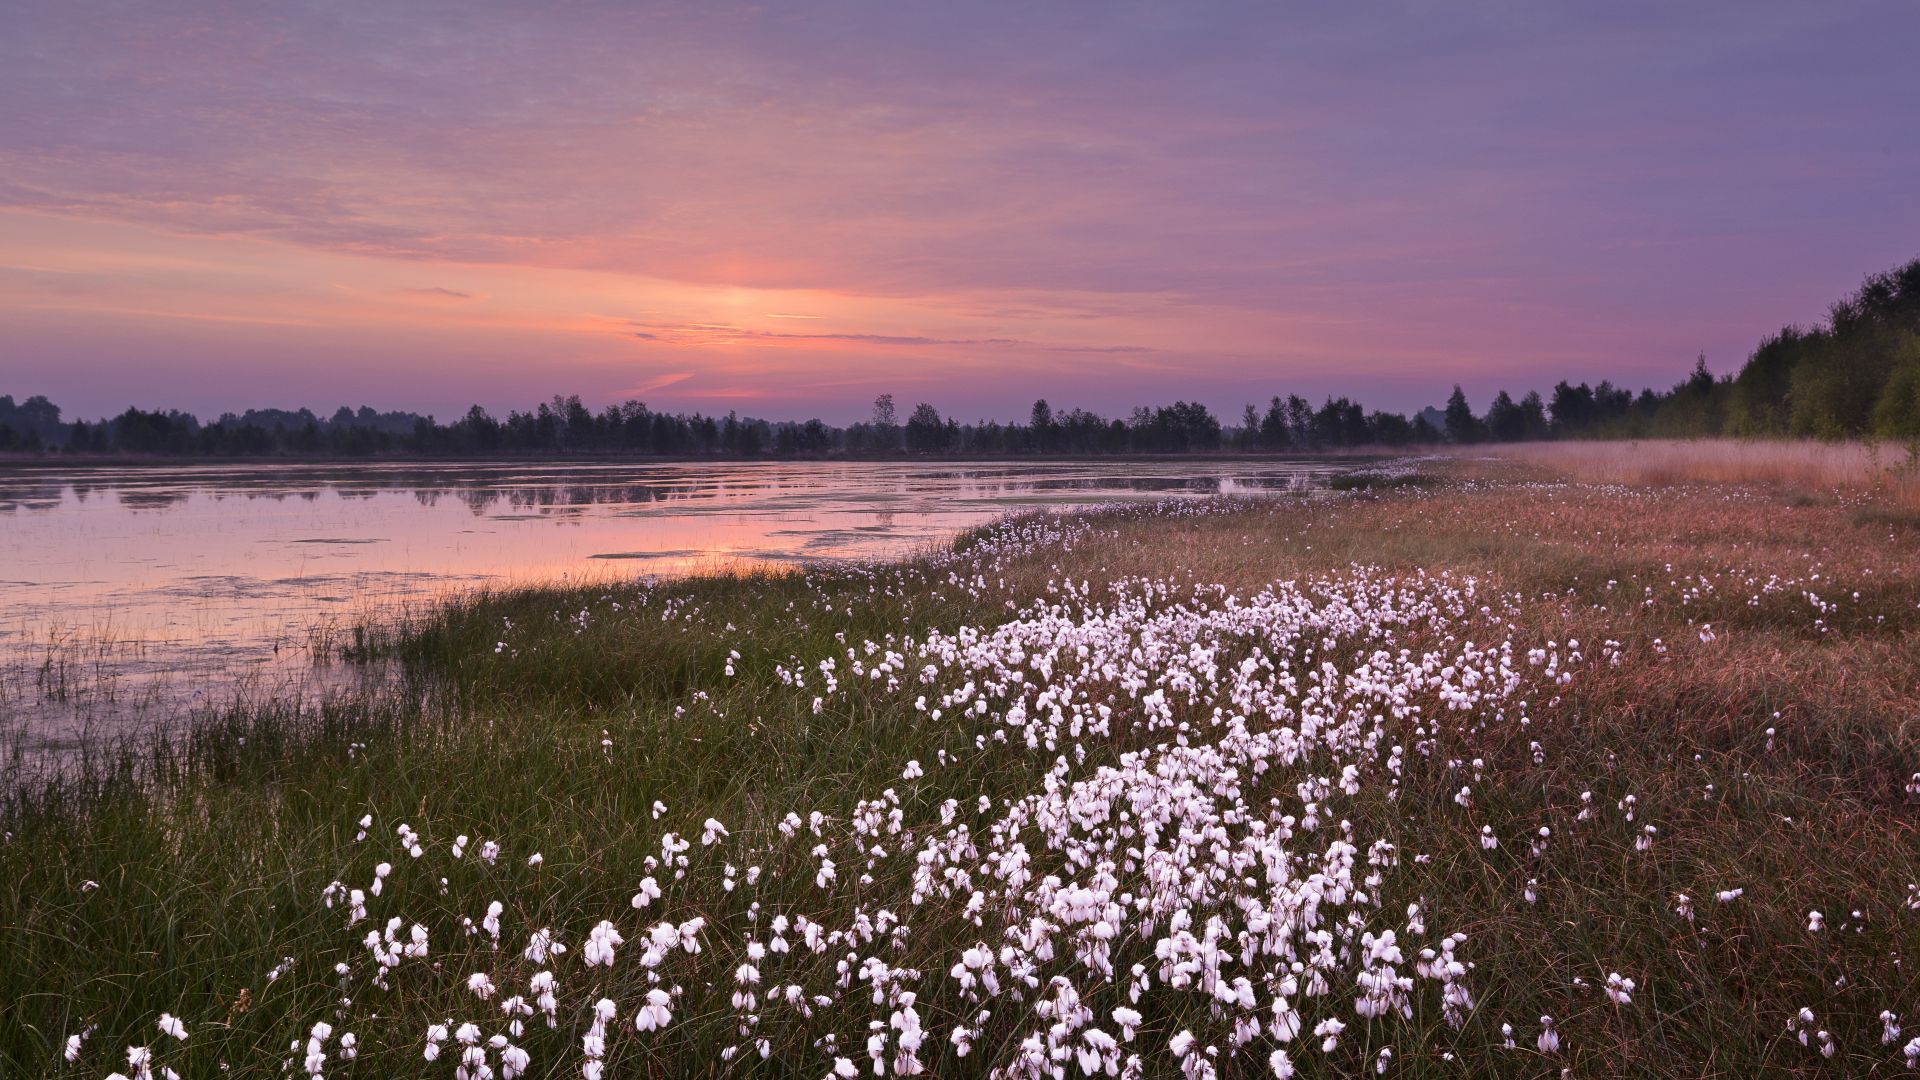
{"left": 4, "top": 446, "right": 1919, "bottom": 1077}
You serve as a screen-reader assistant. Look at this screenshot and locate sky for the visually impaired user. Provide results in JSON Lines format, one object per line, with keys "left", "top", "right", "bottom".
{"left": 2, "top": 1, "right": 1917, "bottom": 424}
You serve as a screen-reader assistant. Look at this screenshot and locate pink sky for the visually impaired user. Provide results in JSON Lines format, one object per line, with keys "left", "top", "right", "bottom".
{"left": 3, "top": 2, "right": 1917, "bottom": 422}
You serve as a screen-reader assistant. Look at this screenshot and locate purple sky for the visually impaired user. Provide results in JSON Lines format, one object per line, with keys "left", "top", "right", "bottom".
{"left": 3, "top": 1, "right": 1917, "bottom": 423}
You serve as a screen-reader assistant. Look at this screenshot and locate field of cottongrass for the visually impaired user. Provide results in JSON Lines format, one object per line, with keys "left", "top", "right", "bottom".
{"left": 4, "top": 461, "right": 1920, "bottom": 1078}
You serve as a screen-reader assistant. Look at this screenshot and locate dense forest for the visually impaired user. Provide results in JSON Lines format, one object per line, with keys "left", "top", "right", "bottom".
{"left": 5, "top": 257, "right": 1917, "bottom": 458}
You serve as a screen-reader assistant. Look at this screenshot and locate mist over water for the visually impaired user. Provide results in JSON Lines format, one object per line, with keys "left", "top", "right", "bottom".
{"left": 0, "top": 459, "right": 1337, "bottom": 747}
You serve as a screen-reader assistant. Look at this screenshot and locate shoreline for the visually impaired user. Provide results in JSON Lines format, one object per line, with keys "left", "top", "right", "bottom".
{"left": 0, "top": 449, "right": 1400, "bottom": 470}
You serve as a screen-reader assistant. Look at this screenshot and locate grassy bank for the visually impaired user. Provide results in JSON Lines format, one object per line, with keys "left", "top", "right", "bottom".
{"left": 4, "top": 463, "right": 1919, "bottom": 1077}
{"left": 1465, "top": 438, "right": 1920, "bottom": 509}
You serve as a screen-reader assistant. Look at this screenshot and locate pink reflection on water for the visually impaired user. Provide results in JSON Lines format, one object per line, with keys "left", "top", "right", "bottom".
{"left": 0, "top": 459, "right": 1335, "bottom": 745}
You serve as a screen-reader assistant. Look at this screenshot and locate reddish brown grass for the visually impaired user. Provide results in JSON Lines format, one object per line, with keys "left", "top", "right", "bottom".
{"left": 1454, "top": 439, "right": 1920, "bottom": 509}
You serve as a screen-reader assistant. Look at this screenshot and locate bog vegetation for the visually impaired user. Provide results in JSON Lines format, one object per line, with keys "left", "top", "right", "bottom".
{"left": 3, "top": 451, "right": 1918, "bottom": 1078}
{"left": 6, "top": 257, "right": 1920, "bottom": 458}
{"left": 1476, "top": 439, "right": 1920, "bottom": 511}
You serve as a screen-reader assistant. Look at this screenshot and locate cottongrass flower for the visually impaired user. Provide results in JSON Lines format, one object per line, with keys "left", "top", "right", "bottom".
{"left": 583, "top": 920, "right": 624, "bottom": 967}
{"left": 634, "top": 988, "right": 674, "bottom": 1032}
{"left": 64, "top": 1026, "right": 92, "bottom": 1062}
{"left": 1673, "top": 893, "right": 1695, "bottom": 923}
{"left": 1314, "top": 1018, "right": 1346, "bottom": 1053}
{"left": 531, "top": 971, "right": 559, "bottom": 1028}
{"left": 1537, "top": 1015, "right": 1560, "bottom": 1054}
{"left": 1604, "top": 972, "right": 1635, "bottom": 1006}
{"left": 500, "top": 1041, "right": 530, "bottom": 1079}
{"left": 422, "top": 1021, "right": 448, "bottom": 1062}
{"left": 523, "top": 927, "right": 565, "bottom": 964}
{"left": 581, "top": 998, "right": 617, "bottom": 1080}
{"left": 107, "top": 1044, "right": 175, "bottom": 1080}
{"left": 302, "top": 1021, "right": 332, "bottom": 1077}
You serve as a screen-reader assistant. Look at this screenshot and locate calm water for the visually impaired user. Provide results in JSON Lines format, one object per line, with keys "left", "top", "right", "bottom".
{"left": 0, "top": 459, "right": 1336, "bottom": 744}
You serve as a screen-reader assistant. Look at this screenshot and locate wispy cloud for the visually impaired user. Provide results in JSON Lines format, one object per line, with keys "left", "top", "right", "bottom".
{"left": 3, "top": 2, "right": 1915, "bottom": 417}
{"left": 627, "top": 321, "right": 1152, "bottom": 354}
{"left": 618, "top": 371, "right": 696, "bottom": 396}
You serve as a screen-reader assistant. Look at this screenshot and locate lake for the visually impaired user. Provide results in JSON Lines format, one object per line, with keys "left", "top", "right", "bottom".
{"left": 0, "top": 458, "right": 1340, "bottom": 745}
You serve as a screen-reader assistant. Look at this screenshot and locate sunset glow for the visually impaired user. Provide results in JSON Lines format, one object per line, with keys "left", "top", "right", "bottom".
{"left": 4, "top": 3, "right": 1917, "bottom": 420}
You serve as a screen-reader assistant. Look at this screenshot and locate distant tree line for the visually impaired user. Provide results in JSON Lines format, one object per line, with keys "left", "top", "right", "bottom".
{"left": 7, "top": 257, "right": 1919, "bottom": 458}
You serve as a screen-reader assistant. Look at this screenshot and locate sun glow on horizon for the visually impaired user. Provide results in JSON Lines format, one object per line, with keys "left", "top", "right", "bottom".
{"left": 3, "top": 3, "right": 1916, "bottom": 420}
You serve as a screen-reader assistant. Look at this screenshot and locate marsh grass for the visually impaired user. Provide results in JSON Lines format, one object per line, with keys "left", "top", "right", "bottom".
{"left": 1470, "top": 438, "right": 1920, "bottom": 508}
{"left": 3, "top": 478, "right": 1918, "bottom": 1077}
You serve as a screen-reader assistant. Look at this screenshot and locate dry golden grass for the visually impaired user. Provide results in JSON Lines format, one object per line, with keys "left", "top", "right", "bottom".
{"left": 1455, "top": 439, "right": 1920, "bottom": 508}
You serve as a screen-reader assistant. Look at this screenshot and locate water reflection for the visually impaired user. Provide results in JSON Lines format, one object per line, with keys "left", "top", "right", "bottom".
{"left": 0, "top": 459, "right": 1339, "bottom": 742}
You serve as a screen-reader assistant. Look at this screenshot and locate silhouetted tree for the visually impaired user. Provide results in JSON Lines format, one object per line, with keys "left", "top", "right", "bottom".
{"left": 1485, "top": 391, "right": 1524, "bottom": 442}
{"left": 905, "top": 402, "right": 950, "bottom": 453}
{"left": 1258, "top": 397, "right": 1293, "bottom": 450}
{"left": 1517, "top": 391, "right": 1549, "bottom": 439}
{"left": 870, "top": 394, "right": 900, "bottom": 452}
{"left": 1312, "top": 397, "right": 1367, "bottom": 447}
{"left": 1028, "top": 399, "right": 1057, "bottom": 453}
{"left": 1444, "top": 385, "right": 1482, "bottom": 443}
{"left": 1549, "top": 381, "right": 1595, "bottom": 435}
